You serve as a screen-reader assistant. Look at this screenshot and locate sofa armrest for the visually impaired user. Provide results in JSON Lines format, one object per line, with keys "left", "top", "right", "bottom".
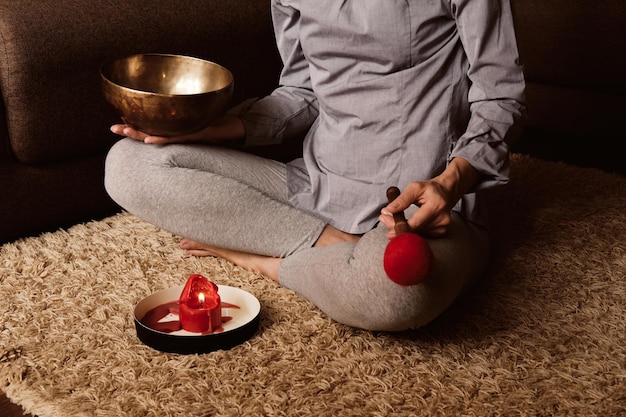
{"left": 0, "top": 0, "right": 281, "bottom": 165}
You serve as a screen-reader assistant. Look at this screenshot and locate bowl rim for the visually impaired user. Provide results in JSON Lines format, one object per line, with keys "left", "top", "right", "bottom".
{"left": 100, "top": 53, "right": 234, "bottom": 98}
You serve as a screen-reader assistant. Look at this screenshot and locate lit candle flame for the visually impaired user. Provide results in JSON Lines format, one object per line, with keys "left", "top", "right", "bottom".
{"left": 198, "top": 292, "right": 205, "bottom": 307}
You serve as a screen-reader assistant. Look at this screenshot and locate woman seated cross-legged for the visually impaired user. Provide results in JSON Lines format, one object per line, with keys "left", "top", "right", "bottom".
{"left": 104, "top": 0, "right": 526, "bottom": 331}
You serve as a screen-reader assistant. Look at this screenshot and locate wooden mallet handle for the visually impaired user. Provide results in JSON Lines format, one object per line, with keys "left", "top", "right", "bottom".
{"left": 386, "top": 186, "right": 411, "bottom": 236}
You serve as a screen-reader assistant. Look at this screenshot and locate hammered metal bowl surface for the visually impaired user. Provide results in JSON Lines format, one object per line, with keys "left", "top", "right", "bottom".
{"left": 101, "top": 54, "right": 234, "bottom": 136}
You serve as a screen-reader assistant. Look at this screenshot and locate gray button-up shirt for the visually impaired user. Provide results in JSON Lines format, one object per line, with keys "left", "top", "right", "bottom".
{"left": 233, "top": 0, "right": 526, "bottom": 234}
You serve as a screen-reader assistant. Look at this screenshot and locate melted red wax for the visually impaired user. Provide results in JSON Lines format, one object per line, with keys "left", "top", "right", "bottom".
{"left": 140, "top": 301, "right": 240, "bottom": 335}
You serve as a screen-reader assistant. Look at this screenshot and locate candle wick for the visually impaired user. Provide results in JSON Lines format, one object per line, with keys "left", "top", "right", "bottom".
{"left": 198, "top": 292, "right": 205, "bottom": 307}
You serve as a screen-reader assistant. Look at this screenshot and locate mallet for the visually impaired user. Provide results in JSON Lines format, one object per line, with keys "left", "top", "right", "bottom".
{"left": 383, "top": 186, "right": 433, "bottom": 286}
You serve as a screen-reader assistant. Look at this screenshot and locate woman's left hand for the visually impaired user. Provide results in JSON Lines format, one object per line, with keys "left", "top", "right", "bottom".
{"left": 379, "top": 157, "right": 481, "bottom": 239}
{"left": 379, "top": 180, "right": 453, "bottom": 238}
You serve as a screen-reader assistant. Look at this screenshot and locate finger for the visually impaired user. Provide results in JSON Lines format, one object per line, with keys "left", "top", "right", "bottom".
{"left": 381, "top": 187, "right": 418, "bottom": 216}
{"left": 110, "top": 124, "right": 128, "bottom": 135}
{"left": 405, "top": 200, "right": 437, "bottom": 232}
{"left": 122, "top": 126, "right": 150, "bottom": 140}
{"left": 407, "top": 204, "right": 451, "bottom": 237}
{"left": 144, "top": 131, "right": 198, "bottom": 144}
{"left": 378, "top": 213, "right": 397, "bottom": 239}
{"left": 110, "top": 124, "right": 145, "bottom": 141}
{"left": 427, "top": 227, "right": 448, "bottom": 238}
{"left": 419, "top": 223, "right": 448, "bottom": 238}
{"left": 143, "top": 135, "right": 172, "bottom": 144}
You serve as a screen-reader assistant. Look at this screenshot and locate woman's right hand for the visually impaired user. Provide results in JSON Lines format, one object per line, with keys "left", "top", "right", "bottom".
{"left": 110, "top": 115, "right": 246, "bottom": 146}
{"left": 111, "top": 124, "right": 181, "bottom": 144}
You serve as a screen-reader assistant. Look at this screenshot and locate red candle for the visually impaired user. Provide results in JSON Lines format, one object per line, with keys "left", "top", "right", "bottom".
{"left": 178, "top": 274, "right": 222, "bottom": 333}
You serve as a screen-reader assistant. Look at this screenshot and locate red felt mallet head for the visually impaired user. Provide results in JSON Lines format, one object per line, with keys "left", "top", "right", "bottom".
{"left": 383, "top": 187, "right": 434, "bottom": 286}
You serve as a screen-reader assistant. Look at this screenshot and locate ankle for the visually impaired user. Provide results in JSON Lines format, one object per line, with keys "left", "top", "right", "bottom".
{"left": 256, "top": 257, "right": 282, "bottom": 282}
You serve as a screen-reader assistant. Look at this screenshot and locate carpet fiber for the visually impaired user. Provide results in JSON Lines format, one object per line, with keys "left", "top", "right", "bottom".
{"left": 1, "top": 154, "right": 625, "bottom": 416}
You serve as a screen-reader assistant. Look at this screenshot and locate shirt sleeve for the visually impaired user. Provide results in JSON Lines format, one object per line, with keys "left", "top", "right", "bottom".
{"left": 227, "top": 0, "right": 319, "bottom": 147}
{"left": 448, "top": 0, "right": 527, "bottom": 189}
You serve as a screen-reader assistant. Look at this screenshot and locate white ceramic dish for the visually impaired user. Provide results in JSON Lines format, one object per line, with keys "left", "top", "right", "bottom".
{"left": 134, "top": 285, "right": 261, "bottom": 354}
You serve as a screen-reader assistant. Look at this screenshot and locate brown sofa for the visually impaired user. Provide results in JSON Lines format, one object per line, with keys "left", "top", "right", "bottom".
{"left": 0, "top": 0, "right": 283, "bottom": 244}
{"left": 1, "top": 0, "right": 624, "bottom": 244}
{"left": 511, "top": 0, "right": 626, "bottom": 175}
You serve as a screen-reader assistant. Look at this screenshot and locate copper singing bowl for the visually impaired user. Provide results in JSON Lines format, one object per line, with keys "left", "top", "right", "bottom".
{"left": 101, "top": 54, "right": 234, "bottom": 136}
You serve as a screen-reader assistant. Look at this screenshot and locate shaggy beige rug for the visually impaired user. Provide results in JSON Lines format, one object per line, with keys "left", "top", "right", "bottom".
{"left": 1, "top": 154, "right": 625, "bottom": 417}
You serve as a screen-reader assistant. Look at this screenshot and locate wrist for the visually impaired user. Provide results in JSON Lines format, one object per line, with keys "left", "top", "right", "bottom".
{"left": 197, "top": 115, "right": 246, "bottom": 145}
{"left": 432, "top": 157, "right": 480, "bottom": 203}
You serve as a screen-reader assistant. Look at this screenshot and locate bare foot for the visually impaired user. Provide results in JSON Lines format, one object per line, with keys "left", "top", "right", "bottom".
{"left": 179, "top": 225, "right": 358, "bottom": 281}
{"left": 180, "top": 239, "right": 281, "bottom": 281}
{"left": 179, "top": 238, "right": 219, "bottom": 257}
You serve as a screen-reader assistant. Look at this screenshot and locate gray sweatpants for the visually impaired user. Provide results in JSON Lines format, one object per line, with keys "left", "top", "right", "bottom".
{"left": 105, "top": 139, "right": 490, "bottom": 331}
